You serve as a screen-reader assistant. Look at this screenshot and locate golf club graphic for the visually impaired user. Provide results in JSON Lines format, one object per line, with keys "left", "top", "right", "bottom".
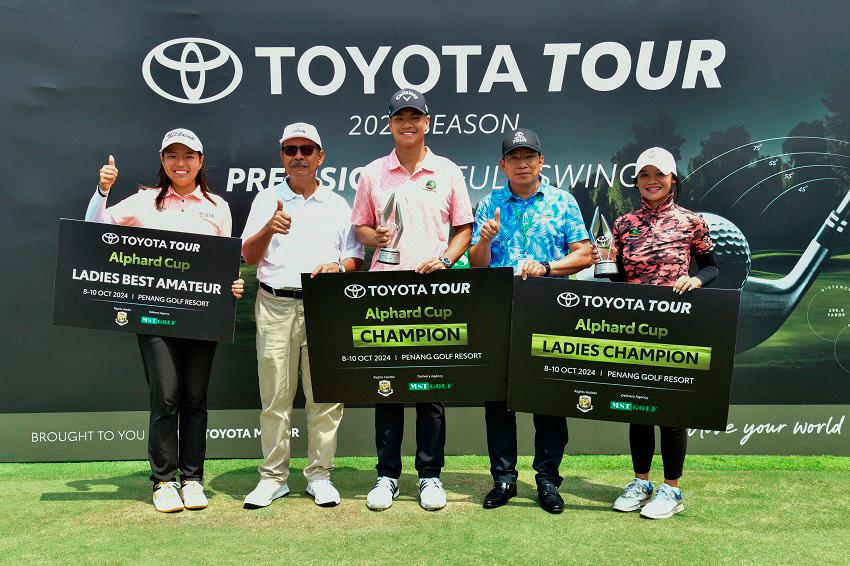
{"left": 684, "top": 136, "right": 850, "bottom": 353}
{"left": 703, "top": 187, "right": 850, "bottom": 352}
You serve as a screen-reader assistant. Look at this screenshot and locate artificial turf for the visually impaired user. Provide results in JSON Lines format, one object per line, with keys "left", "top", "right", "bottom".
{"left": 1, "top": 455, "right": 848, "bottom": 565}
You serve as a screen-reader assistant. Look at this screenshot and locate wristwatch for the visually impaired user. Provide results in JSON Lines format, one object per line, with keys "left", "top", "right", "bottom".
{"left": 541, "top": 261, "right": 551, "bottom": 276}
{"left": 336, "top": 261, "right": 346, "bottom": 273}
{"left": 440, "top": 257, "right": 453, "bottom": 269}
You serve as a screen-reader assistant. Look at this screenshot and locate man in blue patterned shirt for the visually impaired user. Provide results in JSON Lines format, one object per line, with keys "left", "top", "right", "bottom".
{"left": 469, "top": 128, "right": 592, "bottom": 514}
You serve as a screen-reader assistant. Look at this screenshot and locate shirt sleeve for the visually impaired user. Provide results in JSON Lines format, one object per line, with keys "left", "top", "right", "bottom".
{"left": 470, "top": 196, "right": 492, "bottom": 246}
{"left": 103, "top": 190, "right": 148, "bottom": 227}
{"left": 449, "top": 167, "right": 474, "bottom": 226}
{"left": 217, "top": 198, "right": 233, "bottom": 237}
{"left": 350, "top": 168, "right": 376, "bottom": 227}
{"left": 241, "top": 190, "right": 275, "bottom": 241}
{"left": 339, "top": 202, "right": 365, "bottom": 259}
{"left": 85, "top": 188, "right": 112, "bottom": 223}
{"left": 691, "top": 214, "right": 715, "bottom": 256}
{"left": 562, "top": 193, "right": 590, "bottom": 246}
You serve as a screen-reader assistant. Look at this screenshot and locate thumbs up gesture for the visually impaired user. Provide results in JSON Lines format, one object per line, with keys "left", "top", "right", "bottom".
{"left": 98, "top": 155, "right": 118, "bottom": 193}
{"left": 266, "top": 199, "right": 292, "bottom": 235}
{"left": 374, "top": 207, "right": 392, "bottom": 247}
{"left": 479, "top": 207, "right": 501, "bottom": 241}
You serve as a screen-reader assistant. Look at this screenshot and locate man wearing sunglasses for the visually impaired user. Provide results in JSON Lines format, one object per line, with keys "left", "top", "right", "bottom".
{"left": 351, "top": 89, "right": 473, "bottom": 512}
{"left": 241, "top": 122, "right": 364, "bottom": 510}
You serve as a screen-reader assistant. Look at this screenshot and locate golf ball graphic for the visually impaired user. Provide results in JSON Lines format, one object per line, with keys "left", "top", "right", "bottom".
{"left": 699, "top": 213, "right": 752, "bottom": 290}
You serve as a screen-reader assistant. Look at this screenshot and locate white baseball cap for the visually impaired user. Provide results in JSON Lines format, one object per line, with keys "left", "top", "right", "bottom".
{"left": 160, "top": 128, "right": 203, "bottom": 153}
{"left": 635, "top": 147, "right": 677, "bottom": 176}
{"left": 279, "top": 122, "right": 323, "bottom": 148}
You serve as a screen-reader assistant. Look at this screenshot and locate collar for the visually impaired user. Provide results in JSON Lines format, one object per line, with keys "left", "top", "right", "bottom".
{"left": 281, "top": 177, "right": 326, "bottom": 202}
{"left": 501, "top": 177, "right": 548, "bottom": 203}
{"left": 640, "top": 193, "right": 675, "bottom": 214}
{"left": 387, "top": 147, "right": 435, "bottom": 175}
{"left": 164, "top": 185, "right": 203, "bottom": 200}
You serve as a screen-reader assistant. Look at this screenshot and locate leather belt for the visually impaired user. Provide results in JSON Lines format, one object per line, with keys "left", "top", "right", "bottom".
{"left": 259, "top": 282, "right": 303, "bottom": 299}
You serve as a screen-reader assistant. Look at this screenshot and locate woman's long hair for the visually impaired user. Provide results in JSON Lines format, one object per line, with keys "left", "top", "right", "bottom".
{"left": 148, "top": 152, "right": 217, "bottom": 210}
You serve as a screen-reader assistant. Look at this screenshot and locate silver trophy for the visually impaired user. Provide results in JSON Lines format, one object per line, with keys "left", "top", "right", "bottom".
{"left": 376, "top": 192, "right": 404, "bottom": 265}
{"left": 590, "top": 206, "right": 619, "bottom": 278}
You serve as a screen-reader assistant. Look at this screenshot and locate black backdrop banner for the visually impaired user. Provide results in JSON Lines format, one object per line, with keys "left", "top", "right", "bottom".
{"left": 2, "top": 1, "right": 850, "bottom": 458}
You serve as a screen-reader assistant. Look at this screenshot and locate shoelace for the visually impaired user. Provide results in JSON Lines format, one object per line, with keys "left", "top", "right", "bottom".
{"left": 623, "top": 479, "right": 647, "bottom": 498}
{"left": 374, "top": 477, "right": 397, "bottom": 492}
{"left": 419, "top": 478, "right": 442, "bottom": 493}
{"left": 654, "top": 484, "right": 679, "bottom": 502}
{"left": 182, "top": 481, "right": 202, "bottom": 493}
{"left": 155, "top": 481, "right": 180, "bottom": 493}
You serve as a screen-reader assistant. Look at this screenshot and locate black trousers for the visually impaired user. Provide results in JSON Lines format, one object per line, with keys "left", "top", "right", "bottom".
{"left": 375, "top": 402, "right": 445, "bottom": 479}
{"left": 484, "top": 401, "right": 568, "bottom": 486}
{"left": 137, "top": 335, "right": 217, "bottom": 484}
{"left": 629, "top": 424, "right": 687, "bottom": 480}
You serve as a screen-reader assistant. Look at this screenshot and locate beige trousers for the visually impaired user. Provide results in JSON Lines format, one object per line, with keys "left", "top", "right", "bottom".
{"left": 255, "top": 289, "right": 343, "bottom": 482}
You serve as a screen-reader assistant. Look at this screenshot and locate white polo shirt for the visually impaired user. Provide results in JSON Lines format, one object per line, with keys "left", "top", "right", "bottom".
{"left": 241, "top": 179, "right": 363, "bottom": 289}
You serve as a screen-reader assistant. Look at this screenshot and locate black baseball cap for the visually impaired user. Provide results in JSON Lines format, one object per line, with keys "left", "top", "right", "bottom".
{"left": 501, "top": 128, "right": 542, "bottom": 157}
{"left": 388, "top": 88, "right": 428, "bottom": 116}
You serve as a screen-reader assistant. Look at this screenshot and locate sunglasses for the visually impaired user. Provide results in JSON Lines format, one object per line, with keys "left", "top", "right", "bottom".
{"left": 281, "top": 144, "right": 319, "bottom": 157}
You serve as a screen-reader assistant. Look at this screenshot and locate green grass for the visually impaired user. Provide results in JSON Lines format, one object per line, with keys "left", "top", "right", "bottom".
{"left": 2, "top": 456, "right": 849, "bottom": 565}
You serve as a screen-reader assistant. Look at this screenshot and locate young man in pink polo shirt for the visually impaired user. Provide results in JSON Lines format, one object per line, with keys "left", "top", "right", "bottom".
{"left": 351, "top": 89, "right": 473, "bottom": 511}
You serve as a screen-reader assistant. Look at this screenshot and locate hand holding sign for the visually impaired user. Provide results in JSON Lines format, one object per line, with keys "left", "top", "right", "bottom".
{"left": 98, "top": 155, "right": 118, "bottom": 193}
{"left": 479, "top": 207, "right": 501, "bottom": 241}
{"left": 267, "top": 199, "right": 291, "bottom": 235}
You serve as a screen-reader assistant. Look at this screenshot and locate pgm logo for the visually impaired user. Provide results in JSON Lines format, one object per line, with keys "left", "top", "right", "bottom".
{"left": 344, "top": 284, "right": 367, "bottom": 299}
{"left": 115, "top": 311, "right": 129, "bottom": 326}
{"left": 512, "top": 131, "right": 528, "bottom": 144}
{"left": 142, "top": 37, "right": 243, "bottom": 104}
{"left": 102, "top": 233, "right": 119, "bottom": 245}
{"left": 557, "top": 292, "right": 580, "bottom": 308}
{"left": 577, "top": 394, "right": 593, "bottom": 413}
{"left": 377, "top": 380, "right": 394, "bottom": 397}
{"left": 396, "top": 90, "right": 419, "bottom": 101}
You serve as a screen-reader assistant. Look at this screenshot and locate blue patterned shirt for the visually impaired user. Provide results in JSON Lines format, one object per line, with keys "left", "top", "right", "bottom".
{"left": 472, "top": 179, "right": 589, "bottom": 268}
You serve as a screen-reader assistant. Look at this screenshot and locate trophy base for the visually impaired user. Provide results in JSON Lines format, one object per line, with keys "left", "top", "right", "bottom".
{"left": 377, "top": 248, "right": 401, "bottom": 265}
{"left": 594, "top": 261, "right": 619, "bottom": 278}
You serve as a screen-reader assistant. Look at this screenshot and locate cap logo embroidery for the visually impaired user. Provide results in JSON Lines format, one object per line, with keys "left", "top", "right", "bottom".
{"left": 513, "top": 132, "right": 528, "bottom": 144}
{"left": 396, "top": 90, "right": 418, "bottom": 101}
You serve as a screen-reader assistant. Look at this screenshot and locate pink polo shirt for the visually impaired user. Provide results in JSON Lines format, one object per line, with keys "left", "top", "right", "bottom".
{"left": 351, "top": 148, "right": 473, "bottom": 271}
{"left": 86, "top": 186, "right": 232, "bottom": 237}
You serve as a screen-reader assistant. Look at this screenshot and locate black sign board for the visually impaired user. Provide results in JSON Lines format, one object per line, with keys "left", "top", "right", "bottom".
{"left": 53, "top": 219, "right": 241, "bottom": 342}
{"left": 508, "top": 278, "right": 740, "bottom": 430}
{"left": 302, "top": 268, "right": 513, "bottom": 403}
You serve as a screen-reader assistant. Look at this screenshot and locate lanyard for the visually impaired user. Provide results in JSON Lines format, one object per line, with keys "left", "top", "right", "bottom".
{"left": 509, "top": 195, "right": 544, "bottom": 251}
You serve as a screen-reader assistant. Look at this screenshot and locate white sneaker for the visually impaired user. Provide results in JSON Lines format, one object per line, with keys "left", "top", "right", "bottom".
{"left": 243, "top": 479, "right": 290, "bottom": 510}
{"left": 366, "top": 476, "right": 399, "bottom": 511}
{"left": 640, "top": 483, "right": 684, "bottom": 519}
{"left": 613, "top": 478, "right": 653, "bottom": 512}
{"left": 152, "top": 481, "right": 184, "bottom": 513}
{"left": 419, "top": 478, "right": 446, "bottom": 511}
{"left": 181, "top": 480, "right": 208, "bottom": 510}
{"left": 306, "top": 479, "right": 341, "bottom": 507}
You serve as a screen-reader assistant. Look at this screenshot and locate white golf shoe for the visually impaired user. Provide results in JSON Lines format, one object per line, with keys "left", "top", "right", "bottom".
{"left": 418, "top": 478, "right": 446, "bottom": 511}
{"left": 366, "top": 476, "right": 399, "bottom": 510}
{"left": 306, "top": 479, "right": 341, "bottom": 507}
{"left": 180, "top": 480, "right": 208, "bottom": 510}
{"left": 640, "top": 483, "right": 684, "bottom": 519}
{"left": 613, "top": 478, "right": 653, "bottom": 512}
{"left": 243, "top": 479, "right": 290, "bottom": 510}
{"left": 152, "top": 481, "right": 184, "bottom": 513}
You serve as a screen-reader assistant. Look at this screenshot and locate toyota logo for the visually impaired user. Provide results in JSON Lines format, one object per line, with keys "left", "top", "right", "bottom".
{"left": 344, "top": 284, "right": 367, "bottom": 299}
{"left": 595, "top": 235, "right": 611, "bottom": 247}
{"left": 557, "top": 292, "right": 580, "bottom": 308}
{"left": 142, "top": 37, "right": 243, "bottom": 104}
{"left": 102, "top": 233, "right": 119, "bottom": 244}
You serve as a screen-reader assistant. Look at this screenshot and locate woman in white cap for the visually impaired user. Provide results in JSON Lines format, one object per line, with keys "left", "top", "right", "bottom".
{"left": 85, "top": 128, "right": 243, "bottom": 513}
{"left": 593, "top": 146, "right": 718, "bottom": 519}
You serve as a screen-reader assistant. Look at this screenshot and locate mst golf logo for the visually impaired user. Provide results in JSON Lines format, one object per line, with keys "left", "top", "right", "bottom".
{"left": 344, "top": 284, "right": 367, "bottom": 299}
{"left": 102, "top": 232, "right": 119, "bottom": 245}
{"left": 557, "top": 292, "right": 581, "bottom": 308}
{"left": 142, "top": 37, "right": 243, "bottom": 104}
